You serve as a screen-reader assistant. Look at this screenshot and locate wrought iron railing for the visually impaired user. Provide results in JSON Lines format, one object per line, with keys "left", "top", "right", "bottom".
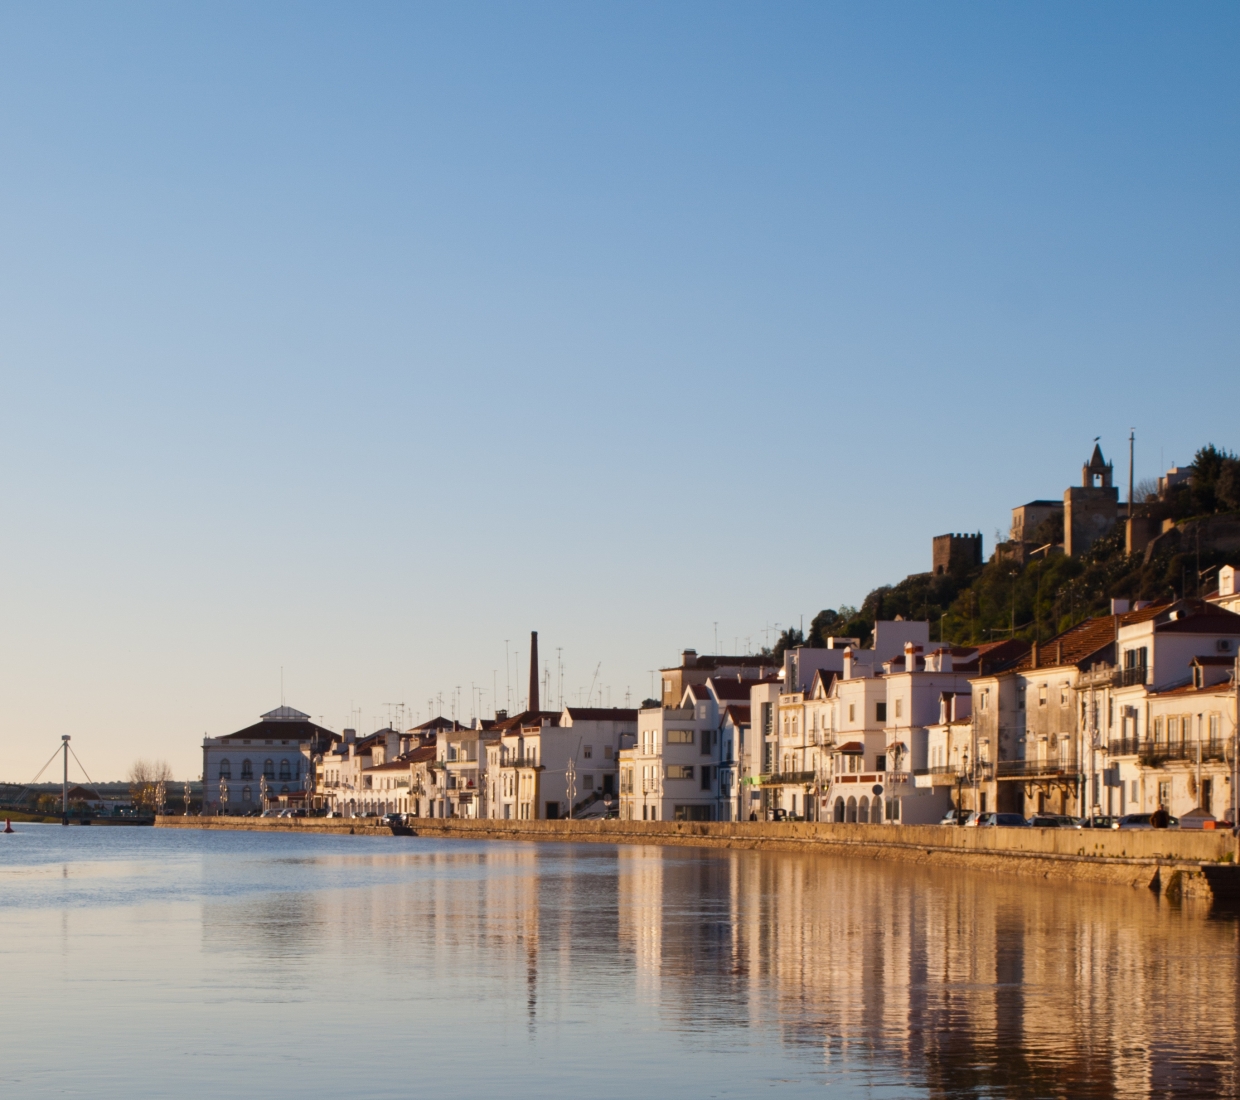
{"left": 995, "top": 760, "right": 1080, "bottom": 779}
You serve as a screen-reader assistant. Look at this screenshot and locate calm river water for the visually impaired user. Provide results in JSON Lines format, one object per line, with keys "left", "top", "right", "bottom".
{"left": 0, "top": 824, "right": 1236, "bottom": 1099}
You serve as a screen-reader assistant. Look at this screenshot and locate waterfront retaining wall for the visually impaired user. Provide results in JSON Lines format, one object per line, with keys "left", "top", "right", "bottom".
{"left": 156, "top": 815, "right": 1239, "bottom": 896}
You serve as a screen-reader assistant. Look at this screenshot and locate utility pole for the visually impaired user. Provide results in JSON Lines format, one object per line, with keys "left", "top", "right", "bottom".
{"left": 62, "top": 735, "right": 70, "bottom": 826}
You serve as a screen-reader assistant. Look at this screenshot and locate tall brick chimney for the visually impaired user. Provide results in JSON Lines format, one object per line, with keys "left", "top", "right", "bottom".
{"left": 528, "top": 631, "right": 539, "bottom": 713}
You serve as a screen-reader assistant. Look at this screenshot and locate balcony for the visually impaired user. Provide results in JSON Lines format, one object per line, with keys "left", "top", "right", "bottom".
{"left": 1140, "top": 741, "right": 1227, "bottom": 766}
{"left": 763, "top": 771, "right": 816, "bottom": 786}
{"left": 1107, "top": 738, "right": 1140, "bottom": 757}
{"left": 1119, "top": 666, "right": 1148, "bottom": 688}
{"left": 995, "top": 760, "right": 1080, "bottom": 780}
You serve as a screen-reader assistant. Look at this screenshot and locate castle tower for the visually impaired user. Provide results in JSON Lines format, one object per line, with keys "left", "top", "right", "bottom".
{"left": 1065, "top": 443, "right": 1119, "bottom": 556}
{"left": 528, "top": 631, "right": 539, "bottom": 713}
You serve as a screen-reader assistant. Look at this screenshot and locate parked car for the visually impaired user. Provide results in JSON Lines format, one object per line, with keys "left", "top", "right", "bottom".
{"left": 939, "top": 809, "right": 971, "bottom": 826}
{"left": 992, "top": 813, "right": 1031, "bottom": 827}
{"left": 768, "top": 808, "right": 789, "bottom": 822}
{"left": 1028, "top": 814, "right": 1081, "bottom": 828}
{"left": 964, "top": 811, "right": 994, "bottom": 827}
{"left": 1117, "top": 813, "right": 1180, "bottom": 830}
{"left": 1081, "top": 815, "right": 1119, "bottom": 829}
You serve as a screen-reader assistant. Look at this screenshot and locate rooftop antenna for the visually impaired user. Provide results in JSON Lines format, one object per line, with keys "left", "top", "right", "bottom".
{"left": 505, "top": 640, "right": 511, "bottom": 715}
{"left": 586, "top": 662, "right": 601, "bottom": 708}
{"left": 1129, "top": 428, "right": 1135, "bottom": 509}
{"left": 556, "top": 648, "right": 563, "bottom": 711}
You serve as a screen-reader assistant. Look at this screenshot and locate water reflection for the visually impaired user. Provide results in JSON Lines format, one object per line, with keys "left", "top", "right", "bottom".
{"left": 3, "top": 827, "right": 1238, "bottom": 1098}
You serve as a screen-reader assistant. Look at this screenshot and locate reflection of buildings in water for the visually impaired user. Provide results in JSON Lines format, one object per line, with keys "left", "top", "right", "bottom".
{"left": 617, "top": 847, "right": 1239, "bottom": 1097}
{"left": 200, "top": 841, "right": 1238, "bottom": 1096}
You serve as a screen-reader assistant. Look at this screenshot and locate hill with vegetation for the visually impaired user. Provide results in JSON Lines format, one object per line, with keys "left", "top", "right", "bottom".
{"left": 770, "top": 444, "right": 1240, "bottom": 656}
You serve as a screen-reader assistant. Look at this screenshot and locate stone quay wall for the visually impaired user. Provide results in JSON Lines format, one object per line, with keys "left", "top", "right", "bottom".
{"left": 155, "top": 815, "right": 1239, "bottom": 897}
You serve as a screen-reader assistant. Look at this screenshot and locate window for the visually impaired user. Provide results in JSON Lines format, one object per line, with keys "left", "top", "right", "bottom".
{"left": 1210, "top": 713, "right": 1221, "bottom": 745}
{"left": 219, "top": 759, "right": 232, "bottom": 779}
{"left": 1038, "top": 685, "right": 1048, "bottom": 707}
{"left": 1060, "top": 685, "right": 1069, "bottom": 706}
{"left": 583, "top": 745, "right": 593, "bottom": 759}
{"left": 583, "top": 774, "right": 594, "bottom": 789}
{"left": 667, "top": 729, "right": 694, "bottom": 744}
{"left": 1130, "top": 780, "right": 1138, "bottom": 805}
{"left": 894, "top": 698, "right": 902, "bottom": 719}
{"left": 279, "top": 759, "right": 291, "bottom": 781}
{"left": 1154, "top": 716, "right": 1164, "bottom": 741}
{"left": 604, "top": 745, "right": 613, "bottom": 759}
{"left": 666, "top": 765, "right": 694, "bottom": 780}
{"left": 876, "top": 702, "right": 887, "bottom": 722}
{"left": 263, "top": 759, "right": 275, "bottom": 779}
{"left": 1157, "top": 780, "right": 1170, "bottom": 807}
{"left": 674, "top": 805, "right": 712, "bottom": 821}
{"left": 848, "top": 704, "right": 855, "bottom": 723}
{"left": 242, "top": 785, "right": 252, "bottom": 803}
{"left": 700, "top": 766, "right": 712, "bottom": 791}
{"left": 241, "top": 759, "right": 253, "bottom": 780}
{"left": 1017, "top": 687, "right": 1024, "bottom": 711}
{"left": 876, "top": 754, "right": 887, "bottom": 772}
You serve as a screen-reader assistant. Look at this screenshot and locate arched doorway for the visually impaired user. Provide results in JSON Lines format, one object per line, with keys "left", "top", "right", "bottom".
{"left": 858, "top": 795, "right": 870, "bottom": 824}
{"left": 846, "top": 796, "right": 857, "bottom": 823}
{"left": 833, "top": 798, "right": 845, "bottom": 822}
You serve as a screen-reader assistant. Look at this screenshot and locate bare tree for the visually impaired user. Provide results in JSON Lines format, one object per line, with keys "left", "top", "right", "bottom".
{"left": 129, "top": 759, "right": 174, "bottom": 812}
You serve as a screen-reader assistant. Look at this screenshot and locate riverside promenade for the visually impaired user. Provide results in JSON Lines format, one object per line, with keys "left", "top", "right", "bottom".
{"left": 156, "top": 815, "right": 1240, "bottom": 899}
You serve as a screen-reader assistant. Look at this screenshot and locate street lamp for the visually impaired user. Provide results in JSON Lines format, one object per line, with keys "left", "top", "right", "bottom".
{"left": 565, "top": 756, "right": 577, "bottom": 820}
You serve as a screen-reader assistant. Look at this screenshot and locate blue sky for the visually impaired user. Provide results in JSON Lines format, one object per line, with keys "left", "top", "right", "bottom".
{"left": 0, "top": 3, "right": 1236, "bottom": 780}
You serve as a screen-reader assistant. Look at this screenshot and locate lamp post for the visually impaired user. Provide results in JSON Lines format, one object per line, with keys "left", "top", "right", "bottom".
{"left": 61, "top": 735, "right": 70, "bottom": 826}
{"left": 219, "top": 777, "right": 228, "bottom": 816}
{"left": 184, "top": 780, "right": 192, "bottom": 817}
{"left": 259, "top": 774, "right": 268, "bottom": 815}
{"left": 565, "top": 756, "right": 577, "bottom": 820}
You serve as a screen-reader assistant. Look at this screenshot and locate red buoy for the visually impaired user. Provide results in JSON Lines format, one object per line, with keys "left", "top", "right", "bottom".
{"left": 3, "top": 819, "right": 13, "bottom": 833}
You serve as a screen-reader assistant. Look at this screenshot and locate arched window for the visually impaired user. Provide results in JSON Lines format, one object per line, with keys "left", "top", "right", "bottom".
{"left": 279, "top": 759, "right": 291, "bottom": 781}
{"left": 219, "top": 759, "right": 232, "bottom": 779}
{"left": 241, "top": 760, "right": 253, "bottom": 780}
{"left": 834, "top": 798, "right": 845, "bottom": 823}
{"left": 858, "top": 795, "right": 870, "bottom": 824}
{"left": 280, "top": 784, "right": 289, "bottom": 795}
{"left": 872, "top": 796, "right": 883, "bottom": 824}
{"left": 263, "top": 759, "right": 275, "bottom": 779}
{"left": 242, "top": 785, "right": 253, "bottom": 803}
{"left": 846, "top": 796, "right": 857, "bottom": 823}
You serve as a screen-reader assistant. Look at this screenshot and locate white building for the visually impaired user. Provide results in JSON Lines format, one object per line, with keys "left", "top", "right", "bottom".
{"left": 202, "top": 706, "right": 339, "bottom": 814}
{"left": 490, "top": 707, "right": 637, "bottom": 820}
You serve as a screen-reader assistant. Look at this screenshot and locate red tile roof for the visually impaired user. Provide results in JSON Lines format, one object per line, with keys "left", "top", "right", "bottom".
{"left": 835, "top": 741, "right": 865, "bottom": 753}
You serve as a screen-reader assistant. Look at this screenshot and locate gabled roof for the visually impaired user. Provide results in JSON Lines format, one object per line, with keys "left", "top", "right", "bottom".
{"left": 722, "top": 704, "right": 751, "bottom": 725}
{"left": 834, "top": 741, "right": 865, "bottom": 753}
{"left": 705, "top": 677, "right": 753, "bottom": 702}
{"left": 809, "top": 669, "right": 837, "bottom": 697}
